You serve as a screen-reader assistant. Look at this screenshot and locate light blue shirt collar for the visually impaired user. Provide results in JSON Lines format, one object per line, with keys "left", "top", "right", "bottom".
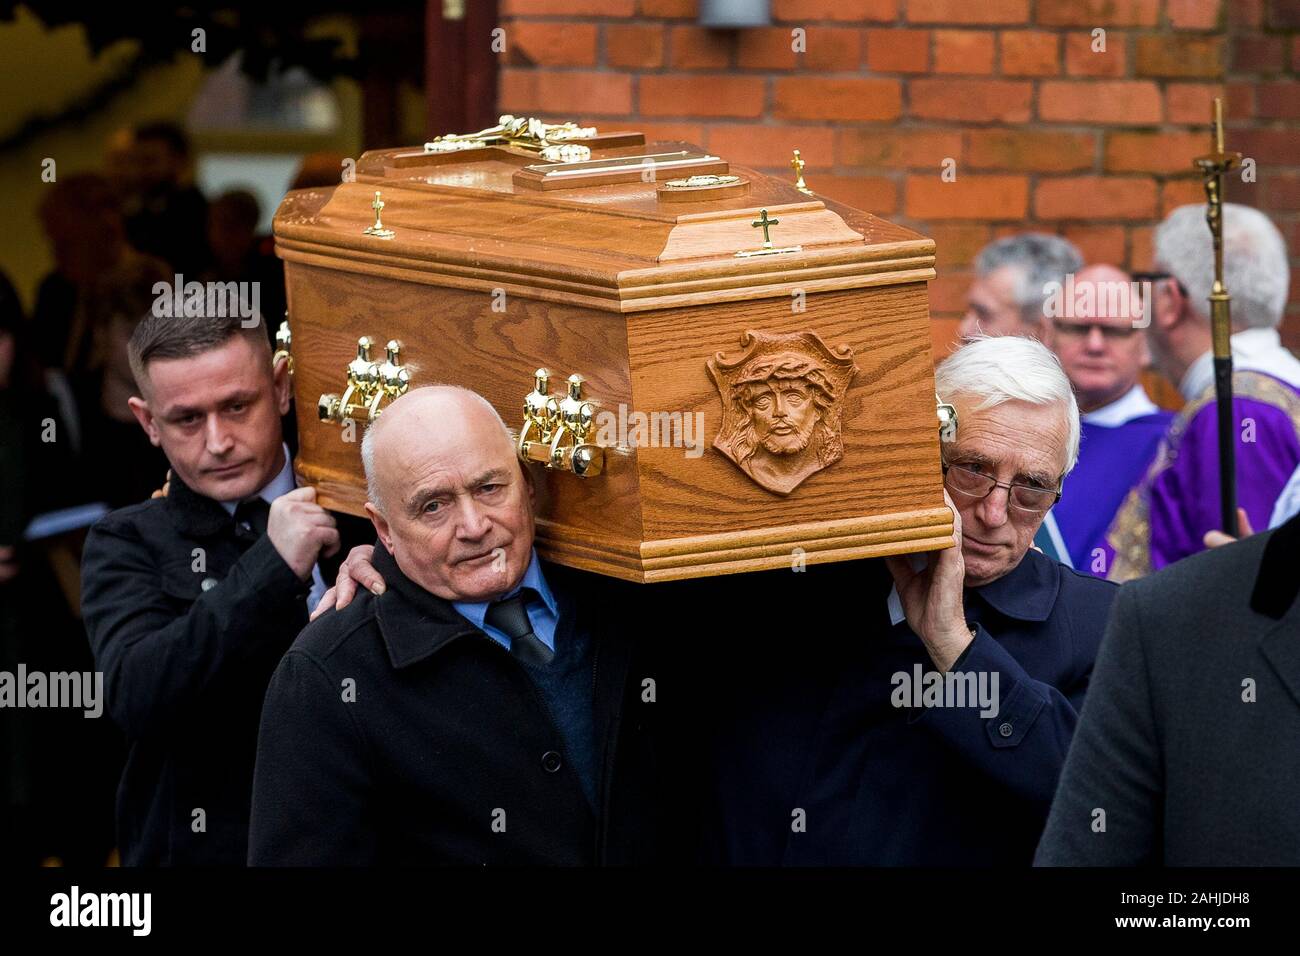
{"left": 453, "top": 549, "right": 559, "bottom": 652}
{"left": 218, "top": 443, "right": 294, "bottom": 515}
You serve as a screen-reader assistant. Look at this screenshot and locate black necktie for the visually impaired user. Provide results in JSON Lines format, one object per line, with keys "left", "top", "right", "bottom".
{"left": 233, "top": 496, "right": 309, "bottom": 625}
{"left": 233, "top": 497, "right": 271, "bottom": 544}
{"left": 485, "top": 588, "right": 554, "bottom": 667}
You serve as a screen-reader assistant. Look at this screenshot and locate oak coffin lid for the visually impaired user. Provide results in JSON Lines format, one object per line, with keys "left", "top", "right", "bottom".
{"left": 272, "top": 139, "right": 937, "bottom": 311}
{"left": 271, "top": 135, "right": 951, "bottom": 582}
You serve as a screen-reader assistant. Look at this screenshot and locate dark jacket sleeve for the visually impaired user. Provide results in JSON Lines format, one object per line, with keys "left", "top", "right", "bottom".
{"left": 912, "top": 624, "right": 1087, "bottom": 808}
{"left": 81, "top": 514, "right": 307, "bottom": 739}
{"left": 248, "top": 648, "right": 377, "bottom": 865}
{"left": 1034, "top": 582, "right": 1163, "bottom": 865}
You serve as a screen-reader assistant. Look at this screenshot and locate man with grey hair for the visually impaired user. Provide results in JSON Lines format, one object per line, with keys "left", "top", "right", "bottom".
{"left": 249, "top": 385, "right": 662, "bottom": 864}
{"left": 697, "top": 334, "right": 1118, "bottom": 865}
{"left": 1108, "top": 203, "right": 1300, "bottom": 579}
{"left": 959, "top": 232, "right": 1084, "bottom": 341}
{"left": 959, "top": 232, "right": 1085, "bottom": 566}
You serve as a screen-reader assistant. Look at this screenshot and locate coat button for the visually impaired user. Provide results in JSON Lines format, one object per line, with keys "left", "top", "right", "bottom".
{"left": 201, "top": 577, "right": 219, "bottom": 591}
{"left": 998, "top": 722, "right": 1014, "bottom": 738}
{"left": 541, "top": 751, "right": 562, "bottom": 773}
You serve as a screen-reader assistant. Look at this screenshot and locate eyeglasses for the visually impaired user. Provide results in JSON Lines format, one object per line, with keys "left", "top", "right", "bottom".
{"left": 942, "top": 461, "right": 1061, "bottom": 514}
{"left": 1131, "top": 271, "right": 1189, "bottom": 299}
{"left": 1052, "top": 320, "right": 1139, "bottom": 340}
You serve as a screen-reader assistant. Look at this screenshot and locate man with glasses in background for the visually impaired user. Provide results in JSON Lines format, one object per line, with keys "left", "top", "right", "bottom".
{"left": 1042, "top": 264, "right": 1173, "bottom": 577}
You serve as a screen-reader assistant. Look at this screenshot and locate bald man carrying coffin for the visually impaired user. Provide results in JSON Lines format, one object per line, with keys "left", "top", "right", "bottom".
{"left": 247, "top": 386, "right": 664, "bottom": 865}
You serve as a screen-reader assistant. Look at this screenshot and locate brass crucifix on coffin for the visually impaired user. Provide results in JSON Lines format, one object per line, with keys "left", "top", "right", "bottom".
{"left": 420, "top": 114, "right": 728, "bottom": 191}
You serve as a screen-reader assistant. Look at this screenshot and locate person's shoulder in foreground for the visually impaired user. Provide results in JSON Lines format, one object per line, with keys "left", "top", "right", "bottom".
{"left": 1035, "top": 516, "right": 1300, "bottom": 866}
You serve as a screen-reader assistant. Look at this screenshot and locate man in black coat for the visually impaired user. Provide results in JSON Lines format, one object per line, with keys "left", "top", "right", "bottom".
{"left": 1036, "top": 512, "right": 1300, "bottom": 866}
{"left": 248, "top": 386, "right": 662, "bottom": 865}
{"left": 691, "top": 335, "right": 1117, "bottom": 865}
{"left": 81, "top": 312, "right": 346, "bottom": 865}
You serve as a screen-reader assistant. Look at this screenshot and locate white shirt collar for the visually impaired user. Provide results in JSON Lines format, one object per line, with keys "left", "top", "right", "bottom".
{"left": 219, "top": 443, "right": 294, "bottom": 514}
{"left": 886, "top": 553, "right": 927, "bottom": 626}
{"left": 1080, "top": 384, "right": 1159, "bottom": 427}
{"left": 887, "top": 585, "right": 906, "bottom": 626}
{"left": 1180, "top": 328, "right": 1300, "bottom": 400}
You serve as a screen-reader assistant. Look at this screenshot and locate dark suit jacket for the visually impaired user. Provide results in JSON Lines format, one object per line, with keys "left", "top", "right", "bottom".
{"left": 685, "top": 549, "right": 1116, "bottom": 865}
{"left": 248, "top": 543, "right": 664, "bottom": 866}
{"left": 1035, "top": 514, "right": 1300, "bottom": 866}
{"left": 81, "top": 475, "right": 363, "bottom": 865}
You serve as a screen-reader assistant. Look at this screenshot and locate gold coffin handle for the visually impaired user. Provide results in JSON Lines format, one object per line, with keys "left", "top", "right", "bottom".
{"left": 318, "top": 336, "right": 412, "bottom": 425}
{"left": 517, "top": 370, "right": 605, "bottom": 478}
{"left": 936, "top": 392, "right": 958, "bottom": 443}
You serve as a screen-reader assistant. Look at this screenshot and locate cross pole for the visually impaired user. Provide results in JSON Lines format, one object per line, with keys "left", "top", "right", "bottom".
{"left": 1193, "top": 97, "right": 1243, "bottom": 537}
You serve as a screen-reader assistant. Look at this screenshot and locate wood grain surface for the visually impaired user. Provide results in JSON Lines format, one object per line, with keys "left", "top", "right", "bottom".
{"left": 276, "top": 138, "right": 952, "bottom": 581}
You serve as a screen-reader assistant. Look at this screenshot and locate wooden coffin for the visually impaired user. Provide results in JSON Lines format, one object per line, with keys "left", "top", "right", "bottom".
{"left": 272, "top": 125, "right": 952, "bottom": 583}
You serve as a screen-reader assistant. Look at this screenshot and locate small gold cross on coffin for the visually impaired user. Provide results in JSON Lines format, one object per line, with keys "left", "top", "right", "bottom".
{"left": 364, "top": 190, "right": 394, "bottom": 239}
{"left": 736, "top": 208, "right": 802, "bottom": 259}
{"left": 790, "top": 150, "right": 812, "bottom": 196}
{"left": 752, "top": 208, "right": 779, "bottom": 249}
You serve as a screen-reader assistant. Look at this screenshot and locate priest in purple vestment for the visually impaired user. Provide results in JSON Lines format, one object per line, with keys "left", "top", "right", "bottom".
{"left": 1108, "top": 203, "right": 1300, "bottom": 580}
{"left": 1043, "top": 264, "right": 1173, "bottom": 577}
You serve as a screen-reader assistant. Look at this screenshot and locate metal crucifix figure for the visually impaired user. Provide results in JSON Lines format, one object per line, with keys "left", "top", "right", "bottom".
{"left": 1193, "top": 97, "right": 1243, "bottom": 537}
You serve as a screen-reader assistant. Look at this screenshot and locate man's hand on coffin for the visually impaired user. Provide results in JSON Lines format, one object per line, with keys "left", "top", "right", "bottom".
{"left": 310, "top": 543, "right": 384, "bottom": 621}
{"left": 268, "top": 486, "right": 340, "bottom": 581}
{"left": 884, "top": 491, "right": 974, "bottom": 672}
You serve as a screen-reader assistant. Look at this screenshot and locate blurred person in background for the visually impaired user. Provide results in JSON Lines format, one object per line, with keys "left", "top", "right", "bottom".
{"left": 1042, "top": 265, "right": 1172, "bottom": 577}
{"left": 202, "top": 189, "right": 285, "bottom": 351}
{"left": 0, "top": 270, "right": 120, "bottom": 866}
{"left": 110, "top": 121, "right": 210, "bottom": 278}
{"left": 959, "top": 233, "right": 1084, "bottom": 341}
{"left": 1108, "top": 204, "right": 1300, "bottom": 579}
{"left": 68, "top": 254, "right": 172, "bottom": 508}
{"left": 32, "top": 174, "right": 126, "bottom": 375}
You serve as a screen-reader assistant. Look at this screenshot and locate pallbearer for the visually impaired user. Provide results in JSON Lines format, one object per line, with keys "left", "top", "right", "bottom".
{"left": 81, "top": 312, "right": 349, "bottom": 865}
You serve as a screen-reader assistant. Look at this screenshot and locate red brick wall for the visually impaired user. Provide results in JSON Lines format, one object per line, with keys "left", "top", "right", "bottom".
{"left": 497, "top": 0, "right": 1300, "bottom": 360}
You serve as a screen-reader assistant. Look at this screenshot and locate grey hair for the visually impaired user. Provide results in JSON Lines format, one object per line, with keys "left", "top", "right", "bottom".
{"left": 974, "top": 232, "right": 1085, "bottom": 329}
{"left": 936, "top": 334, "right": 1081, "bottom": 474}
{"left": 360, "top": 384, "right": 514, "bottom": 514}
{"left": 1155, "top": 203, "right": 1289, "bottom": 330}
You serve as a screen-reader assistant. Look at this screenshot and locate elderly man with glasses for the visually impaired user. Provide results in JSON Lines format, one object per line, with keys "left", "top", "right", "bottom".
{"left": 690, "top": 335, "right": 1119, "bottom": 866}
{"left": 852, "top": 334, "right": 1118, "bottom": 864}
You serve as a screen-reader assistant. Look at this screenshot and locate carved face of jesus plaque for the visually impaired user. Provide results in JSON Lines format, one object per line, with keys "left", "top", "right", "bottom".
{"left": 707, "top": 330, "right": 859, "bottom": 496}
